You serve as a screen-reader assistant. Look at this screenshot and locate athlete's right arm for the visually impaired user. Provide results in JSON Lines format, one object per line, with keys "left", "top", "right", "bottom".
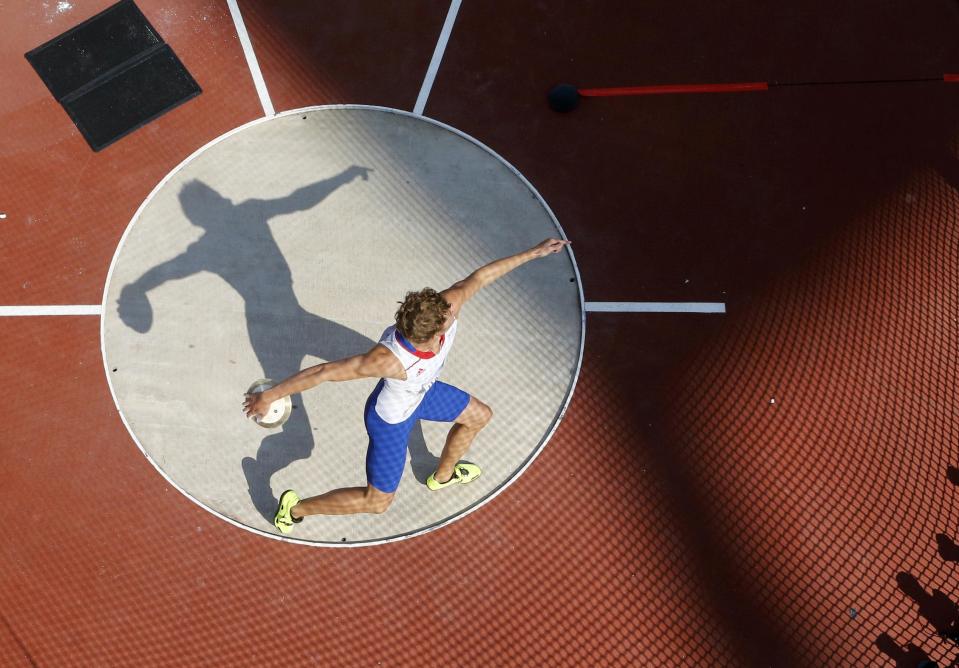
{"left": 242, "top": 345, "right": 402, "bottom": 419}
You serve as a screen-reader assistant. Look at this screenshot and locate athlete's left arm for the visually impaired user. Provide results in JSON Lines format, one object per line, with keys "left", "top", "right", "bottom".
{"left": 441, "top": 238, "right": 571, "bottom": 316}
{"left": 248, "top": 166, "right": 372, "bottom": 217}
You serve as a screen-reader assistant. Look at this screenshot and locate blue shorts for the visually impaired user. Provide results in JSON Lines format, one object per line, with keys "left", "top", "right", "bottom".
{"left": 364, "top": 379, "right": 471, "bottom": 493}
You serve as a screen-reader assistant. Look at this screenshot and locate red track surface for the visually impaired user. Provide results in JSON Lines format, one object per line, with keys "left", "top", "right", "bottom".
{"left": 2, "top": 1, "right": 959, "bottom": 665}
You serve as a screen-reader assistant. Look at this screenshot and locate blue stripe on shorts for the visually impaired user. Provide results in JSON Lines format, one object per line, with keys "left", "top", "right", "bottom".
{"left": 364, "top": 379, "right": 471, "bottom": 493}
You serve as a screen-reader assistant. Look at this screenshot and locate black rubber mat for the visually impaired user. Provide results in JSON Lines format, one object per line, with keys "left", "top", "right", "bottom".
{"left": 24, "top": 0, "right": 200, "bottom": 151}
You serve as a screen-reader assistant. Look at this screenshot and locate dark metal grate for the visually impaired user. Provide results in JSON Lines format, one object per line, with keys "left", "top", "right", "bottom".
{"left": 24, "top": 0, "right": 200, "bottom": 151}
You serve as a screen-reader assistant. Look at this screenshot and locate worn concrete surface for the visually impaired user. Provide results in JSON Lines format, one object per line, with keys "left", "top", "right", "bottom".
{"left": 102, "top": 106, "right": 582, "bottom": 544}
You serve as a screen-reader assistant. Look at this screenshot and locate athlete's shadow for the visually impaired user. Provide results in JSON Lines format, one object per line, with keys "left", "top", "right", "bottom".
{"left": 116, "top": 167, "right": 438, "bottom": 523}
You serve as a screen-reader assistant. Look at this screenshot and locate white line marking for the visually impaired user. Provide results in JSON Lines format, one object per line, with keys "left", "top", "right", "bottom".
{"left": 0, "top": 305, "right": 102, "bottom": 316}
{"left": 413, "top": 0, "right": 462, "bottom": 115}
{"left": 225, "top": 0, "right": 274, "bottom": 117}
{"left": 586, "top": 302, "right": 726, "bottom": 313}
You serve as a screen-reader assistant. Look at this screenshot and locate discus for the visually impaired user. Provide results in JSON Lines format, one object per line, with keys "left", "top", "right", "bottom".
{"left": 247, "top": 378, "right": 292, "bottom": 428}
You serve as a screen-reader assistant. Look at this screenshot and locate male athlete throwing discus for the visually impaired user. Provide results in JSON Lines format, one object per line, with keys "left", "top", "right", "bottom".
{"left": 243, "top": 238, "right": 571, "bottom": 534}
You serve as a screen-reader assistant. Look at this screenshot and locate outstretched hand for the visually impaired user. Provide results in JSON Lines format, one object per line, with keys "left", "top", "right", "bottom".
{"left": 117, "top": 284, "right": 153, "bottom": 333}
{"left": 531, "top": 238, "right": 571, "bottom": 257}
{"left": 347, "top": 165, "right": 373, "bottom": 181}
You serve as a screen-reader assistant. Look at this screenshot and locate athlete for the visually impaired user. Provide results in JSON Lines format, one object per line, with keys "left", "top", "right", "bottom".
{"left": 242, "top": 237, "right": 571, "bottom": 534}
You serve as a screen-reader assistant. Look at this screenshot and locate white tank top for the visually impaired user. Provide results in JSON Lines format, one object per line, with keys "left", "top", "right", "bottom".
{"left": 374, "top": 318, "right": 459, "bottom": 424}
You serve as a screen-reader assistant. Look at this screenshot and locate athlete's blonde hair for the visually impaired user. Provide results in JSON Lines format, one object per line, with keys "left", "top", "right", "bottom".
{"left": 395, "top": 288, "right": 451, "bottom": 343}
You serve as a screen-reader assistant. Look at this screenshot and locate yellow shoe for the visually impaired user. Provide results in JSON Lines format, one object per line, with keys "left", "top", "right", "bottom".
{"left": 427, "top": 463, "right": 481, "bottom": 491}
{"left": 273, "top": 489, "right": 302, "bottom": 534}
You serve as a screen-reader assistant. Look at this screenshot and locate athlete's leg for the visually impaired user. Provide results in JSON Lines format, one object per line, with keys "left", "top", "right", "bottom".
{"left": 434, "top": 396, "right": 492, "bottom": 483}
{"left": 283, "top": 381, "right": 406, "bottom": 523}
{"left": 291, "top": 484, "right": 394, "bottom": 517}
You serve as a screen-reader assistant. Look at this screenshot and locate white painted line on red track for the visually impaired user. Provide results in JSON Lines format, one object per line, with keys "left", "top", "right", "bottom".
{"left": 414, "top": 0, "right": 462, "bottom": 115}
{"left": 0, "top": 305, "right": 102, "bottom": 316}
{"left": 226, "top": 0, "right": 275, "bottom": 117}
{"left": 586, "top": 302, "right": 726, "bottom": 313}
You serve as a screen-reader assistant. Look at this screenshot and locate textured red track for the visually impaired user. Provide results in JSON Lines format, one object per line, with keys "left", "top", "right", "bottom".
{"left": 661, "top": 167, "right": 959, "bottom": 666}
{"left": 2, "top": 1, "right": 959, "bottom": 666}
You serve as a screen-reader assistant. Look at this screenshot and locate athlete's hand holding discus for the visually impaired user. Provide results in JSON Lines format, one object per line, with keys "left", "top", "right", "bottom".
{"left": 243, "top": 392, "right": 272, "bottom": 420}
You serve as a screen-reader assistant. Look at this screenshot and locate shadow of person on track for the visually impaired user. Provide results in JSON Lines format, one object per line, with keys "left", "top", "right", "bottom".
{"left": 939, "top": 467, "right": 959, "bottom": 564}
{"left": 875, "top": 632, "right": 938, "bottom": 668}
{"left": 937, "top": 534, "right": 959, "bottom": 563}
{"left": 116, "top": 169, "right": 438, "bottom": 524}
{"left": 897, "top": 572, "right": 959, "bottom": 646}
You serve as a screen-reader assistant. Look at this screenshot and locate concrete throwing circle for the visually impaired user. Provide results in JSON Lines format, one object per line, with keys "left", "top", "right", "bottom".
{"left": 102, "top": 106, "right": 583, "bottom": 546}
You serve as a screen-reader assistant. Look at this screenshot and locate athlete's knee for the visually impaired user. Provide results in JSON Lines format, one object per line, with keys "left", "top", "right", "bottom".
{"left": 370, "top": 499, "right": 392, "bottom": 514}
{"left": 480, "top": 402, "right": 493, "bottom": 426}
{"left": 457, "top": 397, "right": 492, "bottom": 429}
{"left": 365, "top": 487, "right": 394, "bottom": 514}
